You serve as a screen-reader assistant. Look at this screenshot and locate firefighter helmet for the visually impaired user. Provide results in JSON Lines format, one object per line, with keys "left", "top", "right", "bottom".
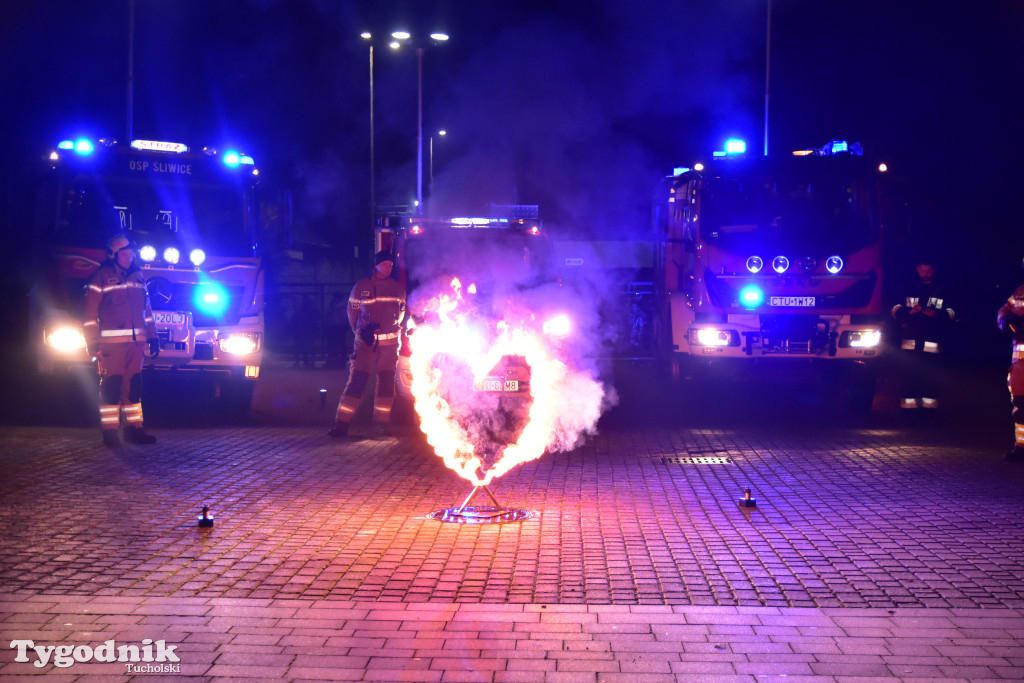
{"left": 374, "top": 249, "right": 395, "bottom": 265}
{"left": 106, "top": 234, "right": 134, "bottom": 259}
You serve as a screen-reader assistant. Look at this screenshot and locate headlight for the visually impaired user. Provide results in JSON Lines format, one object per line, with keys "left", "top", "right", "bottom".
{"left": 163, "top": 247, "right": 180, "bottom": 264}
{"left": 745, "top": 256, "right": 763, "bottom": 273}
{"left": 189, "top": 248, "right": 206, "bottom": 266}
{"left": 772, "top": 255, "right": 790, "bottom": 273}
{"left": 689, "top": 328, "right": 736, "bottom": 347}
{"left": 841, "top": 329, "right": 882, "bottom": 348}
{"left": 542, "top": 314, "right": 571, "bottom": 337}
{"left": 219, "top": 333, "right": 260, "bottom": 356}
{"left": 826, "top": 255, "right": 844, "bottom": 274}
{"left": 45, "top": 324, "right": 87, "bottom": 352}
{"left": 139, "top": 245, "right": 157, "bottom": 262}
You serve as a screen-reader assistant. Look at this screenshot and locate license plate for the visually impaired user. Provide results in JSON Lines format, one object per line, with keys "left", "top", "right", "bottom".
{"left": 769, "top": 296, "right": 815, "bottom": 307}
{"left": 474, "top": 378, "right": 519, "bottom": 392}
{"left": 154, "top": 311, "right": 187, "bottom": 325}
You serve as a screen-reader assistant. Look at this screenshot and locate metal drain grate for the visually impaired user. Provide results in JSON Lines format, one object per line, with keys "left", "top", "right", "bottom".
{"left": 662, "top": 456, "right": 732, "bottom": 465}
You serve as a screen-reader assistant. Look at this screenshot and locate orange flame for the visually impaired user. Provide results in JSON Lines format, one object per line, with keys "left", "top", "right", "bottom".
{"left": 408, "top": 283, "right": 603, "bottom": 486}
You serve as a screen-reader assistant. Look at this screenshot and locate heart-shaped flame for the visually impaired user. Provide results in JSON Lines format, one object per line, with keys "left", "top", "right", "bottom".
{"left": 408, "top": 282, "right": 604, "bottom": 486}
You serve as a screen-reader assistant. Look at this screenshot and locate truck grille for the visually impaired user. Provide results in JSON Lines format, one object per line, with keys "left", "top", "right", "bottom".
{"left": 146, "top": 278, "right": 246, "bottom": 326}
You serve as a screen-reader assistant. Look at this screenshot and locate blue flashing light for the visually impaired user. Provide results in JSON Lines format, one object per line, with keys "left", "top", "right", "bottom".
{"left": 725, "top": 138, "right": 746, "bottom": 154}
{"left": 73, "top": 138, "right": 95, "bottom": 155}
{"left": 57, "top": 140, "right": 74, "bottom": 150}
{"left": 830, "top": 140, "right": 848, "bottom": 153}
{"left": 739, "top": 284, "right": 765, "bottom": 309}
{"left": 672, "top": 167, "right": 691, "bottom": 176}
{"left": 193, "top": 282, "right": 230, "bottom": 318}
{"left": 222, "top": 151, "right": 241, "bottom": 168}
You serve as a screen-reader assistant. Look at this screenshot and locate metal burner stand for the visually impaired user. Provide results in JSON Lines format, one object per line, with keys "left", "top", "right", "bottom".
{"left": 427, "top": 485, "right": 533, "bottom": 524}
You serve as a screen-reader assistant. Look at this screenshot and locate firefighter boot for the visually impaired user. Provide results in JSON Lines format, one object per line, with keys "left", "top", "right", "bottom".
{"left": 124, "top": 425, "right": 157, "bottom": 445}
{"left": 327, "top": 421, "right": 350, "bottom": 438}
{"left": 101, "top": 430, "right": 121, "bottom": 449}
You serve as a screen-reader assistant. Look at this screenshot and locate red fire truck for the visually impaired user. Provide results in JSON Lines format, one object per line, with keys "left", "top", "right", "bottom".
{"left": 374, "top": 213, "right": 548, "bottom": 405}
{"left": 656, "top": 139, "right": 898, "bottom": 410}
{"left": 28, "top": 136, "right": 265, "bottom": 411}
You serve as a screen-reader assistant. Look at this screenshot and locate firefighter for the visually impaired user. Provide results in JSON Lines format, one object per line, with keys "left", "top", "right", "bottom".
{"left": 83, "top": 234, "right": 161, "bottom": 448}
{"left": 997, "top": 267, "right": 1024, "bottom": 461}
{"left": 328, "top": 250, "right": 406, "bottom": 438}
{"left": 890, "top": 258, "right": 956, "bottom": 413}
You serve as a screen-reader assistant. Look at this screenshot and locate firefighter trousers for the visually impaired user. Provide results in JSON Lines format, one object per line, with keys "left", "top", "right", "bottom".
{"left": 97, "top": 341, "right": 147, "bottom": 431}
{"left": 335, "top": 338, "right": 400, "bottom": 426}
{"left": 898, "top": 340, "right": 943, "bottom": 410}
{"left": 1009, "top": 345, "right": 1024, "bottom": 449}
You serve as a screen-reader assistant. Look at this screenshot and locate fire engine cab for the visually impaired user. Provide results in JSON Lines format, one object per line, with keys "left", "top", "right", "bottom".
{"left": 28, "top": 136, "right": 265, "bottom": 411}
{"left": 657, "top": 139, "right": 894, "bottom": 409}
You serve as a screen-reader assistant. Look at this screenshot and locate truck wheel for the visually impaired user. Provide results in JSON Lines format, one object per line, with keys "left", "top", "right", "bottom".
{"left": 845, "top": 368, "right": 877, "bottom": 415}
{"left": 220, "top": 378, "right": 255, "bottom": 418}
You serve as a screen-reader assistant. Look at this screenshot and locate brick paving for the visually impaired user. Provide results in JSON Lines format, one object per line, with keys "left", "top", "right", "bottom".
{"left": 2, "top": 360, "right": 1024, "bottom": 679}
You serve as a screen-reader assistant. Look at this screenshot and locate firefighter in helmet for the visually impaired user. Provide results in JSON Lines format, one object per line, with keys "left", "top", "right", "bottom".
{"left": 890, "top": 256, "right": 957, "bottom": 413}
{"left": 83, "top": 234, "right": 161, "bottom": 448}
{"left": 328, "top": 249, "right": 406, "bottom": 438}
{"left": 997, "top": 259, "right": 1024, "bottom": 461}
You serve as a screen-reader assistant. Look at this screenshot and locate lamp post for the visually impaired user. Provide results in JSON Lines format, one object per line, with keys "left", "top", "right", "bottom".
{"left": 429, "top": 129, "right": 446, "bottom": 200}
{"left": 390, "top": 31, "right": 448, "bottom": 216}
{"left": 361, "top": 33, "right": 375, "bottom": 232}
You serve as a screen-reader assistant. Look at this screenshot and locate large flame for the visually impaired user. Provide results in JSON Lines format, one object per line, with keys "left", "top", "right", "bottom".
{"left": 408, "top": 279, "right": 604, "bottom": 486}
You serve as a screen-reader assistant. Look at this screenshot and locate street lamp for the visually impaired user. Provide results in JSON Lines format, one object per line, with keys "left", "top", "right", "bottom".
{"left": 361, "top": 33, "right": 375, "bottom": 234}
{"left": 390, "top": 30, "right": 448, "bottom": 216}
{"left": 429, "top": 129, "right": 446, "bottom": 199}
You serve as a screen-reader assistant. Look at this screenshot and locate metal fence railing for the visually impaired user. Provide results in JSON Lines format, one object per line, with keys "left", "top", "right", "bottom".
{"left": 264, "top": 282, "right": 355, "bottom": 366}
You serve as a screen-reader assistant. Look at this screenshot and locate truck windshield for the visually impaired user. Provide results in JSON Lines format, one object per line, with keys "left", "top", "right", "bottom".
{"left": 53, "top": 172, "right": 253, "bottom": 254}
{"left": 699, "top": 159, "right": 879, "bottom": 254}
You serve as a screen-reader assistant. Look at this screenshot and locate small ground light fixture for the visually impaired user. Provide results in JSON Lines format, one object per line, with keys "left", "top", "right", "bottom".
{"left": 739, "top": 488, "right": 757, "bottom": 508}
{"left": 320, "top": 387, "right": 327, "bottom": 408}
{"left": 197, "top": 505, "right": 214, "bottom": 527}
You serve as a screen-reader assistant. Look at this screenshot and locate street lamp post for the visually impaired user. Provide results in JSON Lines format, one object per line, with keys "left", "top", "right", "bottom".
{"left": 361, "top": 33, "right": 375, "bottom": 234}
{"left": 390, "top": 31, "right": 448, "bottom": 216}
{"left": 429, "top": 129, "right": 446, "bottom": 199}
{"left": 416, "top": 47, "right": 423, "bottom": 215}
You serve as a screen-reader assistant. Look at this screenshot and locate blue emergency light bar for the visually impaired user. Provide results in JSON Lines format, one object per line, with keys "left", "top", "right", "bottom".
{"left": 57, "top": 138, "right": 96, "bottom": 155}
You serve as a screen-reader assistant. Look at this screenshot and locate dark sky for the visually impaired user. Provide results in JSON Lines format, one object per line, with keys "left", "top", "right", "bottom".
{"left": 2, "top": 0, "right": 1022, "bottom": 272}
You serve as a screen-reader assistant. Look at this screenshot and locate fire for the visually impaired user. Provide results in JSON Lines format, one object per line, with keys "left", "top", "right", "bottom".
{"left": 407, "top": 281, "right": 603, "bottom": 486}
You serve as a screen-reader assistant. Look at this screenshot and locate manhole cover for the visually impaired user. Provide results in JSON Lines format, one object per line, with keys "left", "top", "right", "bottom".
{"left": 662, "top": 456, "right": 732, "bottom": 465}
{"left": 427, "top": 506, "right": 534, "bottom": 524}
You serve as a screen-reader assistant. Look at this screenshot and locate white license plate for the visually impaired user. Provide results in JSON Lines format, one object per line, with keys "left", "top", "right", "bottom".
{"left": 769, "top": 296, "right": 815, "bottom": 307}
{"left": 474, "top": 378, "right": 519, "bottom": 392}
{"left": 154, "top": 311, "right": 187, "bottom": 325}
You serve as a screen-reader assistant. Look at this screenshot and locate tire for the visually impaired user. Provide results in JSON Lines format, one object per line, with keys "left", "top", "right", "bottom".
{"left": 220, "top": 377, "right": 255, "bottom": 418}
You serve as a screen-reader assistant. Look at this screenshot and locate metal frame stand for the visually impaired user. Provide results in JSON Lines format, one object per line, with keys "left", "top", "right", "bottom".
{"left": 428, "top": 484, "right": 533, "bottom": 524}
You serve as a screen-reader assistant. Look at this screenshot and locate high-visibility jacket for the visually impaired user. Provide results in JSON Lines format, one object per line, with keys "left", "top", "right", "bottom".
{"left": 998, "top": 284, "right": 1024, "bottom": 347}
{"left": 348, "top": 274, "right": 406, "bottom": 346}
{"left": 83, "top": 261, "right": 158, "bottom": 347}
{"left": 891, "top": 280, "right": 956, "bottom": 354}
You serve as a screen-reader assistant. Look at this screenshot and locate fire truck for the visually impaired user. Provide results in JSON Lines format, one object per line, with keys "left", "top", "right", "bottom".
{"left": 374, "top": 213, "right": 548, "bottom": 407}
{"left": 656, "top": 139, "right": 897, "bottom": 410}
{"left": 28, "top": 136, "right": 265, "bottom": 411}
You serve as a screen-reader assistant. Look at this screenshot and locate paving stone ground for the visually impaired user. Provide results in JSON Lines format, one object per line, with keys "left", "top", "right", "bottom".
{"left": 2, "top": 357, "right": 1024, "bottom": 680}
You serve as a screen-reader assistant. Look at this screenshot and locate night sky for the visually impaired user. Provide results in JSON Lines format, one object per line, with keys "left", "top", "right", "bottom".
{"left": 2, "top": 0, "right": 1022, "bottom": 319}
